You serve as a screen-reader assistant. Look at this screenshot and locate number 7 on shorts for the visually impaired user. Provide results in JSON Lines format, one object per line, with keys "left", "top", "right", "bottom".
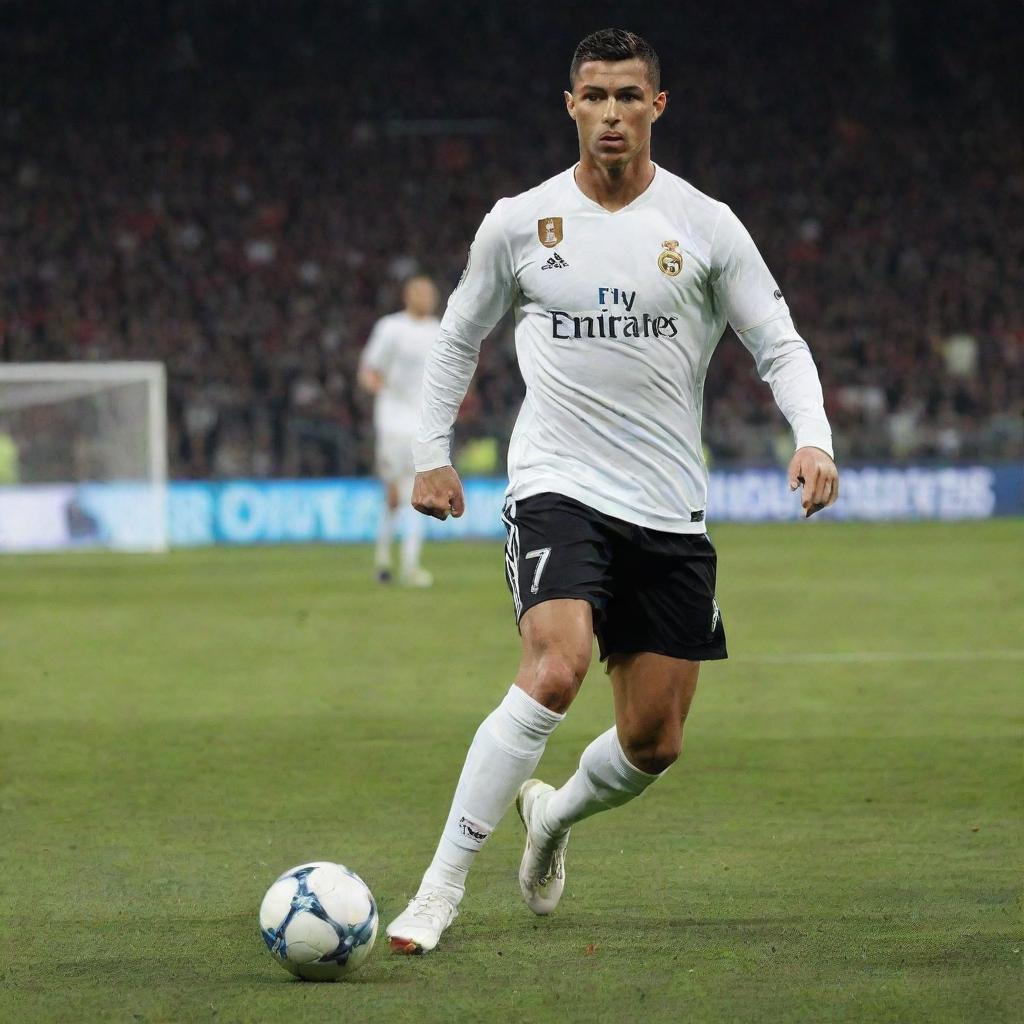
{"left": 525, "top": 547, "right": 551, "bottom": 595}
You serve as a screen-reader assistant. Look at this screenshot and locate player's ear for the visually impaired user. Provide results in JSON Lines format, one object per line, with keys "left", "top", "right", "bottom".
{"left": 652, "top": 90, "right": 667, "bottom": 121}
{"left": 564, "top": 90, "right": 576, "bottom": 120}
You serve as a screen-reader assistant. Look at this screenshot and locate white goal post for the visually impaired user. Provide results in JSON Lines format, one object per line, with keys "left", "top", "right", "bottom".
{"left": 0, "top": 362, "right": 168, "bottom": 552}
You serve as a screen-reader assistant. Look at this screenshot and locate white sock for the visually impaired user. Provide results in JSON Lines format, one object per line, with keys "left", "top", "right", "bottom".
{"left": 419, "top": 685, "right": 564, "bottom": 904}
{"left": 375, "top": 507, "right": 397, "bottom": 569}
{"left": 399, "top": 503, "right": 425, "bottom": 575}
{"left": 537, "top": 726, "right": 662, "bottom": 838}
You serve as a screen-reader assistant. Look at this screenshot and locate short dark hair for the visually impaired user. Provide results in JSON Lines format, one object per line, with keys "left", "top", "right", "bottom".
{"left": 569, "top": 29, "right": 661, "bottom": 92}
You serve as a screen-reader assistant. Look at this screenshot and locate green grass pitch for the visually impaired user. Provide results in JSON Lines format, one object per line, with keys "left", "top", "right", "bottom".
{"left": 1, "top": 521, "right": 1021, "bottom": 1023}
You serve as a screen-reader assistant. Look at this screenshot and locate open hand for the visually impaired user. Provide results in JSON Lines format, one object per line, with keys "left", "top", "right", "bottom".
{"left": 788, "top": 447, "right": 839, "bottom": 518}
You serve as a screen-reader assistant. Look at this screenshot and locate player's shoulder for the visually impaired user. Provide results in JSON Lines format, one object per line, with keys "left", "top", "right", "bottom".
{"left": 487, "top": 167, "right": 575, "bottom": 224}
{"left": 655, "top": 165, "right": 730, "bottom": 230}
{"left": 658, "top": 166, "right": 723, "bottom": 208}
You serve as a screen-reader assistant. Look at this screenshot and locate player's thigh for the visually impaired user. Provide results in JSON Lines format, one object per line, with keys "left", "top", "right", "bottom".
{"left": 515, "top": 599, "right": 594, "bottom": 711}
{"left": 503, "top": 493, "right": 613, "bottom": 708}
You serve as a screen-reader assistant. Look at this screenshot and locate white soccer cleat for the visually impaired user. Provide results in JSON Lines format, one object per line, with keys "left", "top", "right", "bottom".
{"left": 386, "top": 890, "right": 459, "bottom": 955}
{"left": 516, "top": 779, "right": 570, "bottom": 916}
{"left": 401, "top": 567, "right": 434, "bottom": 588}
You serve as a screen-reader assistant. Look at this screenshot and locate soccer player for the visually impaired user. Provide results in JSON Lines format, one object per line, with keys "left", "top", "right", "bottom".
{"left": 386, "top": 29, "right": 839, "bottom": 953}
{"left": 358, "top": 275, "right": 440, "bottom": 587}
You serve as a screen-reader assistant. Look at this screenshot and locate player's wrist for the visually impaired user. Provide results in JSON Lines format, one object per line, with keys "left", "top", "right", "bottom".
{"left": 412, "top": 445, "right": 453, "bottom": 474}
{"left": 793, "top": 438, "right": 834, "bottom": 460}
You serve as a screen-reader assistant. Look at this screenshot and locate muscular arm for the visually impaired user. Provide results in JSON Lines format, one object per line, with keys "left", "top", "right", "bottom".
{"left": 412, "top": 204, "right": 517, "bottom": 509}
{"left": 410, "top": 311, "right": 492, "bottom": 520}
{"left": 412, "top": 309, "right": 492, "bottom": 473}
{"left": 713, "top": 205, "right": 838, "bottom": 515}
{"left": 735, "top": 314, "right": 833, "bottom": 457}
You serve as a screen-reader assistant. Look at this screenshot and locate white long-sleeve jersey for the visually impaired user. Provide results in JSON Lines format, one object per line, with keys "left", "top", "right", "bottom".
{"left": 414, "top": 163, "right": 833, "bottom": 533}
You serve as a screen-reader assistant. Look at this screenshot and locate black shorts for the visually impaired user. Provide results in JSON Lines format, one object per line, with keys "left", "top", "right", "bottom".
{"left": 502, "top": 492, "right": 727, "bottom": 663}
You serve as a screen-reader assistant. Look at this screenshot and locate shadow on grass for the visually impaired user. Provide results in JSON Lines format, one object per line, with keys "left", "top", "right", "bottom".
{"left": 246, "top": 969, "right": 403, "bottom": 987}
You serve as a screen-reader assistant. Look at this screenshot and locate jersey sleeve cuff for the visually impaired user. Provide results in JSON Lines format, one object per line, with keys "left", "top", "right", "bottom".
{"left": 794, "top": 428, "right": 834, "bottom": 459}
{"left": 412, "top": 440, "right": 453, "bottom": 473}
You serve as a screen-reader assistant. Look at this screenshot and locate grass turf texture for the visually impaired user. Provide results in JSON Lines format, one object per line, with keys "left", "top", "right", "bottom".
{"left": 1, "top": 522, "right": 1020, "bottom": 1024}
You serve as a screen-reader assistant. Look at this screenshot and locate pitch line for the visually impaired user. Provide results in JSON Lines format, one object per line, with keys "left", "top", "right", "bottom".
{"left": 732, "top": 650, "right": 1024, "bottom": 665}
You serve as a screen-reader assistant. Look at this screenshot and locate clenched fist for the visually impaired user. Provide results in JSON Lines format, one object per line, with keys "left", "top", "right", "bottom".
{"left": 412, "top": 466, "right": 466, "bottom": 521}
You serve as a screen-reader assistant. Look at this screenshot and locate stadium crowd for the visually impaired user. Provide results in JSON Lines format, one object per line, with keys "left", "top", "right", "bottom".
{"left": 1, "top": 0, "right": 1020, "bottom": 480}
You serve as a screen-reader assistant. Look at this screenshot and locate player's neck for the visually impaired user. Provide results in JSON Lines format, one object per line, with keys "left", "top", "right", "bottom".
{"left": 574, "top": 154, "right": 656, "bottom": 213}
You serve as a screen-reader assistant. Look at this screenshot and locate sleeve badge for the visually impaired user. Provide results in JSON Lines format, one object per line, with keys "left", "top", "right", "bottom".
{"left": 538, "top": 217, "right": 563, "bottom": 248}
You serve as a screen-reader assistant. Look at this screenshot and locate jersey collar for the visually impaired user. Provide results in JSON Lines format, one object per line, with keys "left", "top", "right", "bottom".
{"left": 567, "top": 161, "right": 662, "bottom": 215}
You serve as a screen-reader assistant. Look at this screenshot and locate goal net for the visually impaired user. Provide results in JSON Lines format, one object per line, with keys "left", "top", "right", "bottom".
{"left": 0, "top": 362, "right": 168, "bottom": 552}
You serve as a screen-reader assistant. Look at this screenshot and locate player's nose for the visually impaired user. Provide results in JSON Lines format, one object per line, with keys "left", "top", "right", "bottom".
{"left": 602, "top": 98, "right": 619, "bottom": 123}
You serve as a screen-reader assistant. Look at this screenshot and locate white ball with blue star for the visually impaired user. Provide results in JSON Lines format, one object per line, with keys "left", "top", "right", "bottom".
{"left": 259, "top": 861, "right": 378, "bottom": 980}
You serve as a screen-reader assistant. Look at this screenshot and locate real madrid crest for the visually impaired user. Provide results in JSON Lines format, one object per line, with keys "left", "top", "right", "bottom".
{"left": 538, "top": 217, "right": 563, "bottom": 248}
{"left": 657, "top": 239, "right": 683, "bottom": 277}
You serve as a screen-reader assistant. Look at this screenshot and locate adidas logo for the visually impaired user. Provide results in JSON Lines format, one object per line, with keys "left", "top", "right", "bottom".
{"left": 541, "top": 252, "right": 570, "bottom": 270}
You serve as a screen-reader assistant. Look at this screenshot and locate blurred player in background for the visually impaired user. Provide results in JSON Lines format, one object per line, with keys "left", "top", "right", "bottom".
{"left": 386, "top": 28, "right": 839, "bottom": 953}
{"left": 358, "top": 275, "right": 440, "bottom": 587}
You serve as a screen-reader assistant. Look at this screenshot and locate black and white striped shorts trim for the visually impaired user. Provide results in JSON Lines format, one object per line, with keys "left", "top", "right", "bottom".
{"left": 501, "top": 497, "right": 522, "bottom": 620}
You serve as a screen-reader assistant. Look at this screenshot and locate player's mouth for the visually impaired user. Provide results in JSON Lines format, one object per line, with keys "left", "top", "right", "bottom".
{"left": 599, "top": 132, "right": 625, "bottom": 147}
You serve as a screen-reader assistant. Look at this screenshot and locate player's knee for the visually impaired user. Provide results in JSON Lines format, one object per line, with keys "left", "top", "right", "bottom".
{"left": 524, "top": 649, "right": 590, "bottom": 712}
{"left": 621, "top": 730, "right": 682, "bottom": 775}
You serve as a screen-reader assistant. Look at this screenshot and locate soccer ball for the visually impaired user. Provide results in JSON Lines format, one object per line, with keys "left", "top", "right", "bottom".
{"left": 259, "top": 861, "right": 378, "bottom": 980}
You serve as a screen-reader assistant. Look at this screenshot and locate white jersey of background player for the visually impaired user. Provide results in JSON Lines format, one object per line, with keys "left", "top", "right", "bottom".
{"left": 387, "top": 29, "right": 839, "bottom": 954}
{"left": 358, "top": 276, "right": 440, "bottom": 587}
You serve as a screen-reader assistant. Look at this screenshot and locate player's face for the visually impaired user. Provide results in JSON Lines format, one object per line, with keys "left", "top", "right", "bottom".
{"left": 565, "top": 59, "right": 666, "bottom": 169}
{"left": 404, "top": 277, "right": 438, "bottom": 316}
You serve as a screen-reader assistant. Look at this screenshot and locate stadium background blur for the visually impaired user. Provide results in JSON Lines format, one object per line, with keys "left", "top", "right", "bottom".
{"left": 2, "top": 0, "right": 1021, "bottom": 482}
